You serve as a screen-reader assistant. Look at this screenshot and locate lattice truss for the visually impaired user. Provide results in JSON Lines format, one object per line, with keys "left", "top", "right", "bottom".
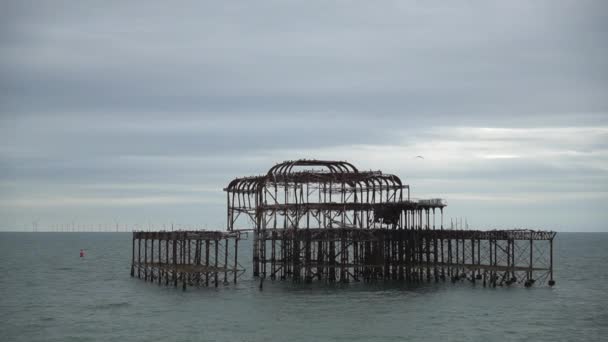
{"left": 223, "top": 159, "right": 556, "bottom": 286}
{"left": 131, "top": 231, "right": 246, "bottom": 289}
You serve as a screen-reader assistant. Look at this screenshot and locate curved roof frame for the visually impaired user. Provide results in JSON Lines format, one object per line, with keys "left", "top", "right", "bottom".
{"left": 225, "top": 160, "right": 404, "bottom": 198}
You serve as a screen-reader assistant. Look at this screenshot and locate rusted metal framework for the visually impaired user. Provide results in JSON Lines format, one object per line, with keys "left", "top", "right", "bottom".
{"left": 130, "top": 231, "right": 245, "bottom": 290}
{"left": 225, "top": 159, "right": 556, "bottom": 287}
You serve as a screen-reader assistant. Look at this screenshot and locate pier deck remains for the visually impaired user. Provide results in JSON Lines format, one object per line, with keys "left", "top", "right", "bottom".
{"left": 131, "top": 159, "right": 555, "bottom": 289}
{"left": 130, "top": 230, "right": 245, "bottom": 290}
{"left": 225, "top": 159, "right": 555, "bottom": 287}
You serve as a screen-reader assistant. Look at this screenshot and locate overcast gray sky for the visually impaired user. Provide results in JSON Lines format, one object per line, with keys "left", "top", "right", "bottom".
{"left": 1, "top": 1, "right": 607, "bottom": 231}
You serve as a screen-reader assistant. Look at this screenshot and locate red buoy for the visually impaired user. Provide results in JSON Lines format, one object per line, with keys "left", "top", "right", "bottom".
{"left": 80, "top": 249, "right": 85, "bottom": 257}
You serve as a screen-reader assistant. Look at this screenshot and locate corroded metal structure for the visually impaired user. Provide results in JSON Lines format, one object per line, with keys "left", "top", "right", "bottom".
{"left": 225, "top": 159, "right": 556, "bottom": 287}
{"left": 130, "top": 230, "right": 244, "bottom": 290}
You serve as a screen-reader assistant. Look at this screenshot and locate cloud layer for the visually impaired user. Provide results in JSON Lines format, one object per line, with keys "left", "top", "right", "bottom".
{"left": 1, "top": 1, "right": 607, "bottom": 231}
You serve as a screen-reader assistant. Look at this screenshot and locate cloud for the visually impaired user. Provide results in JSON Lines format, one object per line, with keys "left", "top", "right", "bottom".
{"left": 0, "top": 1, "right": 607, "bottom": 230}
{"left": 2, "top": 1, "right": 607, "bottom": 116}
{"left": 440, "top": 191, "right": 608, "bottom": 203}
{"left": 0, "top": 195, "right": 220, "bottom": 208}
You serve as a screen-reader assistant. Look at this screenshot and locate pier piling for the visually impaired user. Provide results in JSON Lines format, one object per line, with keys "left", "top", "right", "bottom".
{"left": 224, "top": 159, "right": 556, "bottom": 287}
{"left": 131, "top": 159, "right": 556, "bottom": 289}
{"left": 131, "top": 231, "right": 244, "bottom": 289}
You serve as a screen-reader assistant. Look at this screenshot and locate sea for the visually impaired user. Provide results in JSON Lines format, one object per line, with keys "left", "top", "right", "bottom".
{"left": 0, "top": 232, "right": 606, "bottom": 342}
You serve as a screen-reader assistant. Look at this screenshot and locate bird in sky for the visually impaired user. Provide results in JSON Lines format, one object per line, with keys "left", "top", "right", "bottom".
{"left": 416, "top": 155, "right": 424, "bottom": 159}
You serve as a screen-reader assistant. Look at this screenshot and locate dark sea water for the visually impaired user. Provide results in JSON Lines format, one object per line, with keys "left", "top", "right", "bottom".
{"left": 0, "top": 232, "right": 607, "bottom": 342}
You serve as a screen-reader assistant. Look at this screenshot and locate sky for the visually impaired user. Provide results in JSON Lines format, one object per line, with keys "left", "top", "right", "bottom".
{"left": 1, "top": 1, "right": 607, "bottom": 231}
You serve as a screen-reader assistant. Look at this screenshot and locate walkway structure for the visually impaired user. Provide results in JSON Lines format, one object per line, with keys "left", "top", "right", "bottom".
{"left": 130, "top": 230, "right": 245, "bottom": 290}
{"left": 224, "top": 159, "right": 556, "bottom": 287}
{"left": 131, "top": 159, "right": 556, "bottom": 289}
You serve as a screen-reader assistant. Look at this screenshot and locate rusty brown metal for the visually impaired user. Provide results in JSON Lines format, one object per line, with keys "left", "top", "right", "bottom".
{"left": 224, "top": 159, "right": 556, "bottom": 287}
{"left": 130, "top": 159, "right": 556, "bottom": 289}
{"left": 130, "top": 231, "right": 245, "bottom": 290}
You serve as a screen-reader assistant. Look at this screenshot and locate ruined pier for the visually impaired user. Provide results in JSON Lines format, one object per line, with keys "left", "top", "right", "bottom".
{"left": 130, "top": 230, "right": 245, "bottom": 289}
{"left": 225, "top": 159, "right": 555, "bottom": 287}
{"left": 132, "top": 159, "right": 556, "bottom": 289}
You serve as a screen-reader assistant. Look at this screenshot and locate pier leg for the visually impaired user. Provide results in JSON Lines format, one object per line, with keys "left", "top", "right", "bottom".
{"left": 130, "top": 235, "right": 135, "bottom": 277}
{"left": 224, "top": 238, "right": 229, "bottom": 285}
{"left": 144, "top": 239, "right": 148, "bottom": 281}
{"left": 205, "top": 240, "right": 210, "bottom": 287}
{"left": 234, "top": 238, "right": 239, "bottom": 284}
{"left": 137, "top": 238, "right": 141, "bottom": 279}
{"left": 271, "top": 231, "right": 276, "bottom": 280}
{"left": 173, "top": 238, "right": 177, "bottom": 287}
{"left": 213, "top": 240, "right": 218, "bottom": 287}
{"left": 253, "top": 229, "right": 259, "bottom": 277}
{"left": 549, "top": 239, "right": 555, "bottom": 286}
{"left": 471, "top": 238, "right": 475, "bottom": 283}
{"left": 317, "top": 240, "right": 323, "bottom": 280}
{"left": 150, "top": 239, "right": 154, "bottom": 281}
{"left": 165, "top": 239, "right": 169, "bottom": 286}
{"left": 157, "top": 238, "right": 161, "bottom": 285}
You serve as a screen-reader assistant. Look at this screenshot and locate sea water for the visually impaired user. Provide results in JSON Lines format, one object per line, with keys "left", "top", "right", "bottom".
{"left": 0, "top": 232, "right": 606, "bottom": 341}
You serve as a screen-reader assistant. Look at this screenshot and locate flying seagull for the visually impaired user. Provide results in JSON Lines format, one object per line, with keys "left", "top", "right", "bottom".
{"left": 416, "top": 155, "right": 424, "bottom": 159}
